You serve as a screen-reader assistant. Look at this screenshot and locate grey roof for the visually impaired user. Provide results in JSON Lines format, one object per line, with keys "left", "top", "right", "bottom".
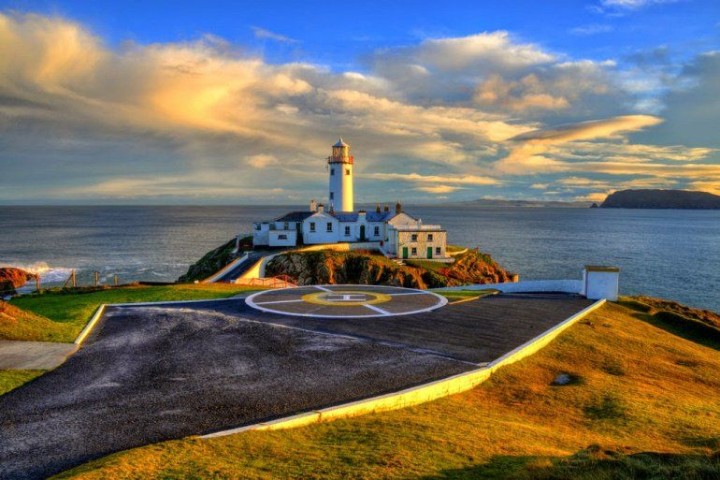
{"left": 332, "top": 212, "right": 358, "bottom": 223}
{"left": 331, "top": 211, "right": 395, "bottom": 223}
{"left": 366, "top": 211, "right": 395, "bottom": 222}
{"left": 333, "top": 138, "right": 349, "bottom": 147}
{"left": 274, "top": 211, "right": 314, "bottom": 222}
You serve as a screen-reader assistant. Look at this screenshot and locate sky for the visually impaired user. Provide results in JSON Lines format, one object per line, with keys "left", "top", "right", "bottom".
{"left": 0, "top": 0, "right": 718, "bottom": 205}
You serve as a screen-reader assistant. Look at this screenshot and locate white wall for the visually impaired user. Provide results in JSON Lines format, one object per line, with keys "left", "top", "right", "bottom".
{"left": 583, "top": 269, "right": 620, "bottom": 301}
{"left": 269, "top": 230, "right": 297, "bottom": 247}
{"left": 328, "top": 162, "right": 353, "bottom": 212}
{"left": 303, "top": 212, "right": 340, "bottom": 244}
{"left": 253, "top": 223, "right": 270, "bottom": 246}
{"left": 437, "top": 280, "right": 584, "bottom": 294}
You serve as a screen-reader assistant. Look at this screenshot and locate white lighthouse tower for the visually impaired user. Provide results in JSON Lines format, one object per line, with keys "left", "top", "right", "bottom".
{"left": 328, "top": 138, "right": 354, "bottom": 212}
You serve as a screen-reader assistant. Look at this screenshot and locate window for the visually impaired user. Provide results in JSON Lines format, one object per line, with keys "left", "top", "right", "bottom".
{"left": 345, "top": 226, "right": 351, "bottom": 236}
{"left": 374, "top": 226, "right": 379, "bottom": 236}
{"left": 436, "top": 247, "right": 441, "bottom": 255}
{"left": 309, "top": 222, "right": 316, "bottom": 232}
{"left": 345, "top": 169, "right": 350, "bottom": 175}
{"left": 427, "top": 234, "right": 433, "bottom": 241}
{"left": 411, "top": 247, "right": 417, "bottom": 256}
{"left": 255, "top": 224, "right": 261, "bottom": 231}
{"left": 278, "top": 234, "right": 287, "bottom": 240}
{"left": 326, "top": 222, "right": 333, "bottom": 232}
{"left": 330, "top": 168, "right": 335, "bottom": 176}
{"left": 330, "top": 192, "right": 334, "bottom": 200}
{"left": 284, "top": 222, "right": 289, "bottom": 230}
{"left": 411, "top": 234, "right": 418, "bottom": 242}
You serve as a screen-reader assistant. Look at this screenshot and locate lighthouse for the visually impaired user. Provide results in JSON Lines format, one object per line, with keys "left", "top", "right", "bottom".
{"left": 328, "top": 138, "right": 354, "bottom": 212}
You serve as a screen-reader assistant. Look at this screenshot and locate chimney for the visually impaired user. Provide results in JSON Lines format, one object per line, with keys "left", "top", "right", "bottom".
{"left": 310, "top": 199, "right": 318, "bottom": 212}
{"left": 376, "top": 204, "right": 381, "bottom": 213}
{"left": 395, "top": 201, "right": 402, "bottom": 214}
{"left": 358, "top": 210, "right": 366, "bottom": 217}
{"left": 384, "top": 205, "right": 389, "bottom": 212}
{"left": 318, "top": 203, "right": 325, "bottom": 213}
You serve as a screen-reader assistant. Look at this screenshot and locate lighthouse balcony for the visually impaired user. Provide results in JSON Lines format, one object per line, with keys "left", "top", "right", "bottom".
{"left": 327, "top": 155, "right": 354, "bottom": 164}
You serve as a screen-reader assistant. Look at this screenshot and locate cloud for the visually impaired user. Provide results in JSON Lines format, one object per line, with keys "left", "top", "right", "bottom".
{"left": 0, "top": 12, "right": 717, "bottom": 204}
{"left": 510, "top": 115, "right": 663, "bottom": 144}
{"left": 362, "top": 172, "right": 500, "bottom": 186}
{"left": 570, "top": 24, "right": 614, "bottom": 35}
{"left": 600, "top": 0, "right": 679, "bottom": 9}
{"left": 416, "top": 185, "right": 464, "bottom": 194}
{"left": 247, "top": 154, "right": 279, "bottom": 168}
{"left": 251, "top": 26, "right": 298, "bottom": 44}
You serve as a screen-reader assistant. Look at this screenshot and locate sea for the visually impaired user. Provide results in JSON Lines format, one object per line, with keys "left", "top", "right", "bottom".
{"left": 1, "top": 205, "right": 718, "bottom": 312}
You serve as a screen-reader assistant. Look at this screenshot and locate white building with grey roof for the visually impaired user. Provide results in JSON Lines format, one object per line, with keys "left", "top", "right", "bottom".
{"left": 252, "top": 139, "right": 451, "bottom": 261}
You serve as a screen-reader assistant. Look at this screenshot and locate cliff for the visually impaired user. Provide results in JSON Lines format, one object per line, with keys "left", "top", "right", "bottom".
{"left": 0, "top": 267, "right": 36, "bottom": 296}
{"left": 601, "top": 189, "right": 720, "bottom": 209}
{"left": 265, "top": 249, "right": 512, "bottom": 289}
{"left": 177, "top": 236, "right": 252, "bottom": 283}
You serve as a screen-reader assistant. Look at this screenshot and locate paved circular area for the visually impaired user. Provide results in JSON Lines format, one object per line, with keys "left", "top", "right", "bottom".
{"left": 246, "top": 285, "right": 448, "bottom": 318}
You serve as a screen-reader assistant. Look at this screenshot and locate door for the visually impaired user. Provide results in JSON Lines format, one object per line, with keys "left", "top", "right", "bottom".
{"left": 427, "top": 247, "right": 433, "bottom": 259}
{"left": 402, "top": 247, "right": 408, "bottom": 259}
{"left": 359, "top": 225, "right": 366, "bottom": 241}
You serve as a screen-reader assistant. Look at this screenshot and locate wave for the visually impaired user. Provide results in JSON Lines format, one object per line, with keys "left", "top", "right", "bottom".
{"left": 2, "top": 262, "right": 74, "bottom": 284}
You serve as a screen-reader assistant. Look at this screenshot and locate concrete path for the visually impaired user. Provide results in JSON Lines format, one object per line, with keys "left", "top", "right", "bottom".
{"left": 0, "top": 340, "right": 77, "bottom": 369}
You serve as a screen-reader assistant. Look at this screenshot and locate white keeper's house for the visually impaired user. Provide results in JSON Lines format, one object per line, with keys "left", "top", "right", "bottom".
{"left": 252, "top": 139, "right": 451, "bottom": 261}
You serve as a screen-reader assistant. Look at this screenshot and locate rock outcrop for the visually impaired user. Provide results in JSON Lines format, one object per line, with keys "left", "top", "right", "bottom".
{"left": 265, "top": 248, "right": 512, "bottom": 289}
{"left": 601, "top": 189, "right": 720, "bottom": 209}
{"left": 0, "top": 267, "right": 36, "bottom": 296}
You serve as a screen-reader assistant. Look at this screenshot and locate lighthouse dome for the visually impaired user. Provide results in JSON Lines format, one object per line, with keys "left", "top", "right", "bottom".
{"left": 333, "top": 138, "right": 349, "bottom": 147}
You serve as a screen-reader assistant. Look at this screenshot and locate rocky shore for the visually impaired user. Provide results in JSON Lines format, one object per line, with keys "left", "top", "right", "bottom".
{"left": 0, "top": 267, "right": 36, "bottom": 296}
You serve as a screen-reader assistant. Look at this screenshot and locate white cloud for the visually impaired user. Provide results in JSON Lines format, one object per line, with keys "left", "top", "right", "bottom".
{"left": 0, "top": 11, "right": 716, "bottom": 204}
{"left": 570, "top": 24, "right": 614, "bottom": 35}
{"left": 251, "top": 26, "right": 298, "bottom": 44}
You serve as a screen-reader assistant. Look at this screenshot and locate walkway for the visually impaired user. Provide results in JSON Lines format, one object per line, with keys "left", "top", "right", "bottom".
{"left": 0, "top": 341, "right": 77, "bottom": 370}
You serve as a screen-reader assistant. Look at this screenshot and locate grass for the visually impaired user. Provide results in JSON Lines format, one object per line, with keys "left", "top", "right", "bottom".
{"left": 6, "top": 284, "right": 260, "bottom": 343}
{"left": 436, "top": 289, "right": 500, "bottom": 303}
{"left": 54, "top": 301, "right": 720, "bottom": 479}
{"left": 0, "top": 370, "right": 45, "bottom": 396}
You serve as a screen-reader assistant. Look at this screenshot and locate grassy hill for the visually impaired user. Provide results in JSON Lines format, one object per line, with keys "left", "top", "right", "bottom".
{"left": 53, "top": 298, "right": 720, "bottom": 479}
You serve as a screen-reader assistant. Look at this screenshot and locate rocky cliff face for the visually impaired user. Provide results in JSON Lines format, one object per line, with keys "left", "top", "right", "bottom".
{"left": 265, "top": 249, "right": 512, "bottom": 289}
{"left": 0, "top": 267, "right": 36, "bottom": 296}
{"left": 601, "top": 189, "right": 720, "bottom": 209}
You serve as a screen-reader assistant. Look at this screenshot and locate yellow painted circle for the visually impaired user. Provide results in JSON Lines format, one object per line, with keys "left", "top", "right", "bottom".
{"left": 302, "top": 290, "right": 392, "bottom": 307}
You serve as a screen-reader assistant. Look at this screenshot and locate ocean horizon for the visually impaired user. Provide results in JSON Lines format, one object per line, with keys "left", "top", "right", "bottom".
{"left": 1, "top": 204, "right": 718, "bottom": 313}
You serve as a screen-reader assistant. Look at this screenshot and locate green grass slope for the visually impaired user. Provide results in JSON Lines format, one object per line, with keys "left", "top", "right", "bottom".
{"left": 55, "top": 300, "right": 720, "bottom": 479}
{"left": 7, "top": 284, "right": 259, "bottom": 343}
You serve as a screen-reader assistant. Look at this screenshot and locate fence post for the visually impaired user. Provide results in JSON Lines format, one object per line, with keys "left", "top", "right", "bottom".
{"left": 35, "top": 274, "right": 41, "bottom": 293}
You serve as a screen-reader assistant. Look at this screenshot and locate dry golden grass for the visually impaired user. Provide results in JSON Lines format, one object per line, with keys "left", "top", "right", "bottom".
{"left": 55, "top": 301, "right": 720, "bottom": 479}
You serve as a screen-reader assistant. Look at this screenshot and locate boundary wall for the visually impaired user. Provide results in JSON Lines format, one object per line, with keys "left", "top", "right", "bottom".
{"left": 437, "top": 279, "right": 583, "bottom": 295}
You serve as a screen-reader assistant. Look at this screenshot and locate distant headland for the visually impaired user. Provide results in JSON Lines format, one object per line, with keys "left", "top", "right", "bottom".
{"left": 600, "top": 189, "right": 720, "bottom": 209}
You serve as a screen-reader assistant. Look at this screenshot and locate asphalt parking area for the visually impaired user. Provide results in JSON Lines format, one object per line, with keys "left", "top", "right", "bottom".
{"left": 0, "top": 292, "right": 593, "bottom": 479}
